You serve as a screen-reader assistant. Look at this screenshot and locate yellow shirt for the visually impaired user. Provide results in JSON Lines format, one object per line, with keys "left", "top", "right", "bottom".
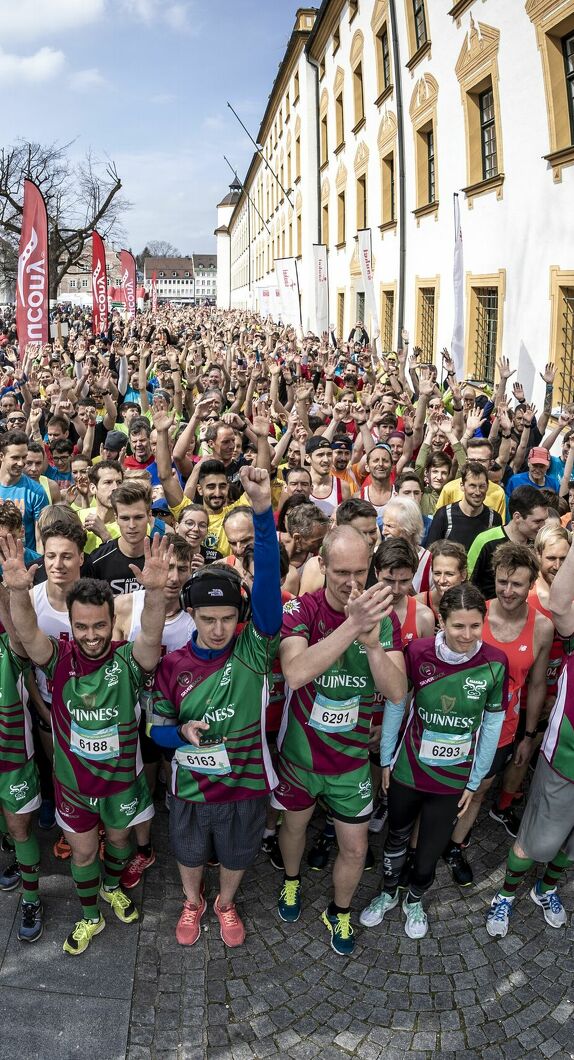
{"left": 435, "top": 478, "right": 506, "bottom": 519}
{"left": 169, "top": 495, "right": 248, "bottom": 557}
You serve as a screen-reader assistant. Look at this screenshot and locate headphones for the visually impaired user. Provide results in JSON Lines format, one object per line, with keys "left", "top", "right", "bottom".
{"left": 179, "top": 565, "right": 252, "bottom": 623}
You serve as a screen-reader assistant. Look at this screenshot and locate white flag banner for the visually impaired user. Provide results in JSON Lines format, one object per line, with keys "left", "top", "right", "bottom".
{"left": 275, "top": 257, "right": 302, "bottom": 328}
{"left": 451, "top": 194, "right": 465, "bottom": 380}
{"left": 357, "top": 229, "right": 380, "bottom": 337}
{"left": 312, "top": 244, "right": 329, "bottom": 337}
{"left": 257, "top": 285, "right": 272, "bottom": 319}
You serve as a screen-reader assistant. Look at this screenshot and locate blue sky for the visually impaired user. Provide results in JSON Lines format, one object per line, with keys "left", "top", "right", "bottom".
{"left": 0, "top": 0, "right": 305, "bottom": 254}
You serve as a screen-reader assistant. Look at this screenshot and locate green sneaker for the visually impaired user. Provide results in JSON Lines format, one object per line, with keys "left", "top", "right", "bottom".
{"left": 99, "top": 886, "right": 139, "bottom": 923}
{"left": 278, "top": 878, "right": 301, "bottom": 923}
{"left": 321, "top": 909, "right": 355, "bottom": 956}
{"left": 63, "top": 915, "right": 105, "bottom": 955}
{"left": 359, "top": 889, "right": 399, "bottom": 927}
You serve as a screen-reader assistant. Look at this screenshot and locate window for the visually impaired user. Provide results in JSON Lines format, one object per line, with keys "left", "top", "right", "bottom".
{"left": 356, "top": 174, "right": 367, "bottom": 229}
{"left": 417, "top": 287, "right": 435, "bottom": 361}
{"left": 69, "top": 279, "right": 77, "bottom": 289}
{"left": 411, "top": 75, "right": 439, "bottom": 215}
{"left": 293, "top": 71, "right": 300, "bottom": 102}
{"left": 564, "top": 32, "right": 574, "bottom": 143}
{"left": 322, "top": 201, "right": 330, "bottom": 245}
{"left": 356, "top": 292, "right": 365, "bottom": 323}
{"left": 471, "top": 287, "right": 498, "bottom": 384}
{"left": 479, "top": 87, "right": 497, "bottom": 179}
{"left": 335, "top": 91, "right": 345, "bottom": 148}
{"left": 381, "top": 288, "right": 395, "bottom": 351}
{"left": 381, "top": 151, "right": 395, "bottom": 224}
{"left": 337, "top": 190, "right": 346, "bottom": 245}
{"left": 413, "top": 0, "right": 428, "bottom": 49}
{"left": 320, "top": 112, "right": 328, "bottom": 166}
{"left": 427, "top": 129, "right": 435, "bottom": 201}
{"left": 296, "top": 210, "right": 302, "bottom": 256}
{"left": 527, "top": 3, "right": 574, "bottom": 177}
{"left": 456, "top": 22, "right": 503, "bottom": 200}
{"left": 337, "top": 291, "right": 345, "bottom": 338}
{"left": 353, "top": 63, "right": 365, "bottom": 128}
{"left": 295, "top": 133, "right": 301, "bottom": 181}
{"left": 349, "top": 0, "right": 358, "bottom": 20}
{"left": 558, "top": 288, "right": 574, "bottom": 404}
{"left": 333, "top": 26, "right": 340, "bottom": 53}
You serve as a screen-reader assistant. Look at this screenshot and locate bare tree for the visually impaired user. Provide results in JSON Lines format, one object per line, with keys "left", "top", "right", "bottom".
{"left": 0, "top": 139, "right": 129, "bottom": 299}
{"left": 146, "top": 240, "right": 181, "bottom": 257}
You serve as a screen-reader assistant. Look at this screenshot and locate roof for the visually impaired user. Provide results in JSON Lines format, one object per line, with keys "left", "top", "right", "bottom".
{"left": 193, "top": 254, "right": 217, "bottom": 270}
{"left": 256, "top": 8, "right": 317, "bottom": 145}
{"left": 144, "top": 256, "right": 194, "bottom": 271}
{"left": 217, "top": 190, "right": 241, "bottom": 207}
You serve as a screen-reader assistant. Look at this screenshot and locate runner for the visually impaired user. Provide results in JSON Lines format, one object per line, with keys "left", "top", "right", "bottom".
{"left": 307, "top": 436, "right": 350, "bottom": 517}
{"left": 360, "top": 585, "right": 508, "bottom": 938}
{"left": 273, "top": 524, "right": 406, "bottom": 955}
{"left": 486, "top": 531, "right": 574, "bottom": 937}
{"left": 1, "top": 533, "right": 173, "bottom": 955}
{"left": 420, "top": 540, "right": 468, "bottom": 628}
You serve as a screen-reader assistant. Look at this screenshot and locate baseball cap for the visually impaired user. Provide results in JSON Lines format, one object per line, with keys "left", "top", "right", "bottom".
{"left": 104, "top": 430, "right": 126, "bottom": 452}
{"left": 331, "top": 435, "right": 353, "bottom": 451}
{"left": 151, "top": 498, "right": 170, "bottom": 514}
{"left": 305, "top": 436, "right": 332, "bottom": 455}
{"left": 528, "top": 446, "right": 550, "bottom": 466}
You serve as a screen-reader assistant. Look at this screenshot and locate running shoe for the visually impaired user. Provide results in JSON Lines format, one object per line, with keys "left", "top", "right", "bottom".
{"left": 63, "top": 915, "right": 105, "bottom": 955}
{"left": 18, "top": 900, "right": 44, "bottom": 943}
{"left": 277, "top": 878, "right": 301, "bottom": 923}
{"left": 321, "top": 909, "right": 355, "bottom": 956}
{"left": 486, "top": 893, "right": 514, "bottom": 938}
{"left": 488, "top": 807, "right": 521, "bottom": 838}
{"left": 0, "top": 861, "right": 21, "bottom": 891}
{"left": 359, "top": 889, "right": 399, "bottom": 927}
{"left": 214, "top": 895, "right": 245, "bottom": 947}
{"left": 0, "top": 833, "right": 15, "bottom": 853}
{"left": 121, "top": 849, "right": 156, "bottom": 890}
{"left": 443, "top": 843, "right": 473, "bottom": 887}
{"left": 53, "top": 834, "right": 72, "bottom": 860}
{"left": 402, "top": 897, "right": 428, "bottom": 939}
{"left": 176, "top": 896, "right": 206, "bottom": 946}
{"left": 38, "top": 799, "right": 56, "bottom": 830}
{"left": 99, "top": 886, "right": 139, "bottom": 923}
{"left": 397, "top": 848, "right": 415, "bottom": 891}
{"left": 307, "top": 834, "right": 335, "bottom": 870}
{"left": 529, "top": 882, "right": 567, "bottom": 928}
{"left": 368, "top": 797, "right": 388, "bottom": 834}
{"left": 261, "top": 834, "right": 284, "bottom": 871}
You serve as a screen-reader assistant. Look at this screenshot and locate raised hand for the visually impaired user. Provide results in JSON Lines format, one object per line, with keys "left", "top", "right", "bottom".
{"left": 523, "top": 403, "right": 537, "bottom": 426}
{"left": 152, "top": 409, "right": 175, "bottom": 433}
{"left": 0, "top": 534, "right": 38, "bottom": 591}
{"left": 497, "top": 403, "right": 512, "bottom": 433}
{"left": 130, "top": 534, "right": 174, "bottom": 592}
{"left": 496, "top": 356, "right": 516, "bottom": 382}
{"left": 239, "top": 465, "right": 271, "bottom": 513}
{"left": 539, "top": 362, "right": 556, "bottom": 385}
{"left": 345, "top": 582, "right": 395, "bottom": 645}
{"left": 512, "top": 381, "right": 525, "bottom": 403}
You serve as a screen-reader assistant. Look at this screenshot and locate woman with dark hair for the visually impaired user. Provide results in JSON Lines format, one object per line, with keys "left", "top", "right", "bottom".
{"left": 360, "top": 584, "right": 509, "bottom": 939}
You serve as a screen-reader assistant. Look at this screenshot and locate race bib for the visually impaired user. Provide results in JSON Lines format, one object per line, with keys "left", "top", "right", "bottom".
{"left": 70, "top": 721, "right": 120, "bottom": 761}
{"left": 419, "top": 729, "right": 472, "bottom": 766}
{"left": 309, "top": 692, "right": 360, "bottom": 733}
{"left": 175, "top": 742, "right": 231, "bottom": 776}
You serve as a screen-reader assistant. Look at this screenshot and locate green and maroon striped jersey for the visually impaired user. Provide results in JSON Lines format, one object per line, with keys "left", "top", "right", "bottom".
{"left": 0, "top": 629, "right": 31, "bottom": 773}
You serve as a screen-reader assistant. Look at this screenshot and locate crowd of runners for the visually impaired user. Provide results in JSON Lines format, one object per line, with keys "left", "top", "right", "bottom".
{"left": 0, "top": 303, "right": 572, "bottom": 957}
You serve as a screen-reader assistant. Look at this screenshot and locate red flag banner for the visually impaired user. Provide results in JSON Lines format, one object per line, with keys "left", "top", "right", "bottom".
{"left": 92, "top": 231, "right": 108, "bottom": 335}
{"left": 151, "top": 270, "right": 158, "bottom": 313}
{"left": 16, "top": 179, "right": 49, "bottom": 351}
{"left": 120, "top": 249, "right": 136, "bottom": 320}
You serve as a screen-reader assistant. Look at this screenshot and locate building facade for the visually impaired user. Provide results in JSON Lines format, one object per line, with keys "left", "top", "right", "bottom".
{"left": 57, "top": 246, "right": 122, "bottom": 306}
{"left": 143, "top": 256, "right": 196, "bottom": 304}
{"left": 218, "top": 0, "right": 574, "bottom": 410}
{"left": 193, "top": 254, "right": 217, "bottom": 304}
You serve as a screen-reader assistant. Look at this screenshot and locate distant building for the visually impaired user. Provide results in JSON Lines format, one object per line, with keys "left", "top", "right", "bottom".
{"left": 58, "top": 247, "right": 121, "bottom": 306}
{"left": 215, "top": 179, "right": 242, "bottom": 309}
{"left": 192, "top": 254, "right": 217, "bottom": 305}
{"left": 143, "top": 256, "right": 196, "bottom": 304}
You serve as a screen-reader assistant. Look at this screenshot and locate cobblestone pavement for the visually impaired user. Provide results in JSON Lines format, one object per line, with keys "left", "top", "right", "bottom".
{"left": 126, "top": 794, "right": 574, "bottom": 1060}
{"left": 1, "top": 790, "right": 573, "bottom": 1060}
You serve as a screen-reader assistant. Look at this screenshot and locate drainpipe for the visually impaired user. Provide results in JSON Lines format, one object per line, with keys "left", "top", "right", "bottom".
{"left": 388, "top": 0, "right": 406, "bottom": 349}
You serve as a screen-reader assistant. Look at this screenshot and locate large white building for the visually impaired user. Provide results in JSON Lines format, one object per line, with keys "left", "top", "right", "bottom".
{"left": 216, "top": 0, "right": 574, "bottom": 410}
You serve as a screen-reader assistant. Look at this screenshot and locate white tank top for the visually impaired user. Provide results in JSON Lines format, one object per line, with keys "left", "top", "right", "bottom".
{"left": 360, "top": 484, "right": 389, "bottom": 519}
{"left": 127, "top": 588, "right": 196, "bottom": 653}
{"left": 32, "top": 582, "right": 72, "bottom": 703}
{"left": 310, "top": 475, "right": 341, "bottom": 517}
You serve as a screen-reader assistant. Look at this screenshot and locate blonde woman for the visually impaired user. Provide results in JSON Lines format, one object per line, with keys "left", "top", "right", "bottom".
{"left": 380, "top": 496, "right": 432, "bottom": 594}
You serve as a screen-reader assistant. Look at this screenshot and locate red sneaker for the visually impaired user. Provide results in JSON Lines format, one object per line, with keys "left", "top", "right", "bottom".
{"left": 121, "top": 850, "right": 157, "bottom": 890}
{"left": 213, "top": 895, "right": 245, "bottom": 947}
{"left": 175, "top": 896, "right": 206, "bottom": 946}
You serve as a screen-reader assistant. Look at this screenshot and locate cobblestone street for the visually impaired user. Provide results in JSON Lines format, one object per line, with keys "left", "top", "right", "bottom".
{"left": 3, "top": 792, "right": 572, "bottom": 1060}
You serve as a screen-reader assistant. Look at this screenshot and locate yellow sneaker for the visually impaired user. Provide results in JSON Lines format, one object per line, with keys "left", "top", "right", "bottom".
{"left": 99, "top": 886, "right": 139, "bottom": 923}
{"left": 63, "top": 915, "right": 105, "bottom": 956}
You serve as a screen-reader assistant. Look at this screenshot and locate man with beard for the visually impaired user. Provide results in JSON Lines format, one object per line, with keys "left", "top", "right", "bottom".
{"left": 0, "top": 533, "right": 173, "bottom": 955}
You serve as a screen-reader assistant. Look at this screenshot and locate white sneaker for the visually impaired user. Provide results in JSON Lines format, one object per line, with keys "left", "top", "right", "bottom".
{"left": 359, "top": 890, "right": 399, "bottom": 927}
{"left": 530, "top": 883, "right": 567, "bottom": 928}
{"left": 486, "top": 893, "right": 514, "bottom": 938}
{"left": 402, "top": 897, "right": 428, "bottom": 939}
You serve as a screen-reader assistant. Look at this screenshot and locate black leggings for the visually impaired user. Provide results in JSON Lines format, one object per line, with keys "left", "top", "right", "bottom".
{"left": 382, "top": 779, "right": 461, "bottom": 900}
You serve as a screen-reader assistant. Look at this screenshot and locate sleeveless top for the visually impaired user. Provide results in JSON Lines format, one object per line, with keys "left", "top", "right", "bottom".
{"left": 127, "top": 589, "right": 195, "bottom": 653}
{"left": 310, "top": 476, "right": 342, "bottom": 517}
{"left": 31, "top": 582, "right": 72, "bottom": 704}
{"left": 483, "top": 602, "right": 536, "bottom": 747}
{"left": 527, "top": 589, "right": 564, "bottom": 696}
{"left": 401, "top": 595, "right": 419, "bottom": 647}
{"left": 360, "top": 483, "right": 389, "bottom": 519}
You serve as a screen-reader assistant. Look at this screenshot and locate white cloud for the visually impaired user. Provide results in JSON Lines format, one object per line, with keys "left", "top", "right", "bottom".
{"left": 0, "top": 0, "right": 105, "bottom": 42}
{"left": 121, "top": 0, "right": 196, "bottom": 32}
{"left": 0, "top": 46, "right": 65, "bottom": 83}
{"left": 166, "top": 4, "right": 188, "bottom": 31}
{"left": 69, "top": 68, "right": 108, "bottom": 92}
